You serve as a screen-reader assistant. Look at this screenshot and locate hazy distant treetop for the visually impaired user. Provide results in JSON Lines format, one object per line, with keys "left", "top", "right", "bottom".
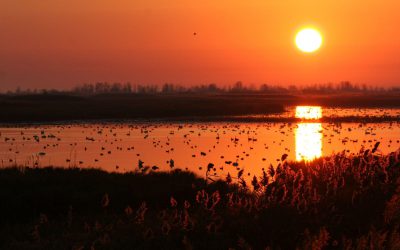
{"left": 2, "top": 81, "right": 399, "bottom": 96}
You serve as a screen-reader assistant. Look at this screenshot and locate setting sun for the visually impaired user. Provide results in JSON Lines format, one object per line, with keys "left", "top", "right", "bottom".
{"left": 295, "top": 28, "right": 323, "bottom": 53}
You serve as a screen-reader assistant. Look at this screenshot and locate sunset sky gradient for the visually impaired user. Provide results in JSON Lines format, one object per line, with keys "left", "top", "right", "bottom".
{"left": 1, "top": 0, "right": 399, "bottom": 90}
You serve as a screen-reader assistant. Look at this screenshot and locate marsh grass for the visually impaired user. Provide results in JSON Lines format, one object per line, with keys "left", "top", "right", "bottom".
{"left": 1, "top": 148, "right": 400, "bottom": 249}
{"left": 1, "top": 93, "right": 400, "bottom": 123}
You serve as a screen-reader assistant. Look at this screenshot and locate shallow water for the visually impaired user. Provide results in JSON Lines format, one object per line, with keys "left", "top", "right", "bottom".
{"left": 236, "top": 106, "right": 400, "bottom": 119}
{"left": 0, "top": 107, "right": 399, "bottom": 180}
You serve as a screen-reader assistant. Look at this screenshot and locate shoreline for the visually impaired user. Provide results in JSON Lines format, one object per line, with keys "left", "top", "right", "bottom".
{"left": 0, "top": 115, "right": 399, "bottom": 127}
{"left": 1, "top": 93, "right": 400, "bottom": 123}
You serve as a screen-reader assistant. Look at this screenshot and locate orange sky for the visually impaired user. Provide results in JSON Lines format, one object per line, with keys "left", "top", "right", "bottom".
{"left": 1, "top": 0, "right": 399, "bottom": 90}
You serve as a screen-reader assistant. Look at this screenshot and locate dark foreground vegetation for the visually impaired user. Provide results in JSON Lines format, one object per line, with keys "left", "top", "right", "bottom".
{"left": 1, "top": 148, "right": 400, "bottom": 249}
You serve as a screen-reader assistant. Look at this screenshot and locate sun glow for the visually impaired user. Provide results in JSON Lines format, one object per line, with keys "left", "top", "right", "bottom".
{"left": 295, "top": 28, "right": 323, "bottom": 53}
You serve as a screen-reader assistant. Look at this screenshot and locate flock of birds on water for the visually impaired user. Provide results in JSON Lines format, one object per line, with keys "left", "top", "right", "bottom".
{"left": 1, "top": 107, "right": 399, "bottom": 182}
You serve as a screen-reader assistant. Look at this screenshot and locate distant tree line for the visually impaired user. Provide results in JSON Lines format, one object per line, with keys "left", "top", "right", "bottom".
{"left": 3, "top": 81, "right": 400, "bottom": 96}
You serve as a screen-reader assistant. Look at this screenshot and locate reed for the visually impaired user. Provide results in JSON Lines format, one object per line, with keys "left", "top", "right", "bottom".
{"left": 0, "top": 148, "right": 399, "bottom": 249}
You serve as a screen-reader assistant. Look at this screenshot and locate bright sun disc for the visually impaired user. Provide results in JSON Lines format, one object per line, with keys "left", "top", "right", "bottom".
{"left": 295, "top": 28, "right": 322, "bottom": 53}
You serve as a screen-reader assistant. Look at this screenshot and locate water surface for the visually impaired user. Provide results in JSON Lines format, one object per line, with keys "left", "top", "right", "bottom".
{"left": 1, "top": 106, "right": 399, "bottom": 180}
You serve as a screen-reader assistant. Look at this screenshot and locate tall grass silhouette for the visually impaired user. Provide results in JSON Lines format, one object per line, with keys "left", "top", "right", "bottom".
{"left": 0, "top": 148, "right": 399, "bottom": 249}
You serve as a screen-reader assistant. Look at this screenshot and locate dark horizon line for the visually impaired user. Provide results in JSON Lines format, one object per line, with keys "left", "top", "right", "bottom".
{"left": 2, "top": 81, "right": 400, "bottom": 95}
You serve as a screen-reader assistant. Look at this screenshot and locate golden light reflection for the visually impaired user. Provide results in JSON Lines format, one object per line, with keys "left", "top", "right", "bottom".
{"left": 295, "top": 123, "right": 322, "bottom": 161}
{"left": 295, "top": 106, "right": 323, "bottom": 161}
{"left": 295, "top": 106, "right": 322, "bottom": 119}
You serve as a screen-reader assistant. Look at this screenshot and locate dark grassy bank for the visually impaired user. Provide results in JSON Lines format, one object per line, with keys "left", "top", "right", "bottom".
{"left": 1, "top": 149, "right": 400, "bottom": 249}
{"left": 1, "top": 93, "right": 400, "bottom": 122}
{"left": 167, "top": 116, "right": 400, "bottom": 123}
{"left": 0, "top": 94, "right": 285, "bottom": 122}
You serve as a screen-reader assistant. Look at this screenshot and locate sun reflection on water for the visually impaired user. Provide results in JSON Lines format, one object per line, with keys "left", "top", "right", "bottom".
{"left": 295, "top": 106, "right": 322, "bottom": 119}
{"left": 295, "top": 106, "right": 323, "bottom": 161}
{"left": 295, "top": 123, "right": 322, "bottom": 161}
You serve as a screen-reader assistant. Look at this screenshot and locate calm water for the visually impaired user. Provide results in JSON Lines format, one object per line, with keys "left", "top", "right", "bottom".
{"left": 1, "top": 106, "right": 399, "bottom": 180}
